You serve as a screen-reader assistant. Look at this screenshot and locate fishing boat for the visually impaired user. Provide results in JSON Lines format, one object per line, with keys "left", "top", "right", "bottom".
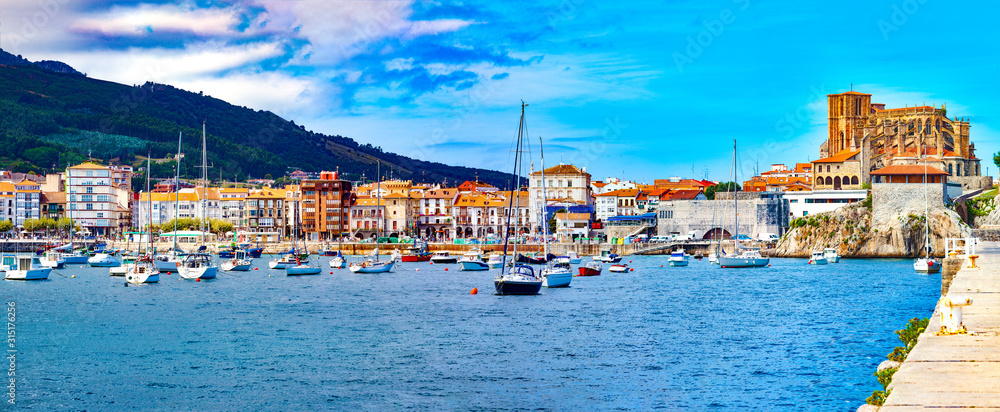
{"left": 537, "top": 136, "right": 571, "bottom": 288}
{"left": 494, "top": 101, "right": 542, "bottom": 295}
{"left": 808, "top": 251, "right": 828, "bottom": 265}
{"left": 401, "top": 241, "right": 432, "bottom": 262}
{"left": 608, "top": 263, "right": 629, "bottom": 273}
{"left": 823, "top": 248, "right": 840, "bottom": 263}
{"left": 913, "top": 148, "right": 941, "bottom": 274}
{"left": 667, "top": 250, "right": 689, "bottom": 267}
{"left": 718, "top": 140, "right": 769, "bottom": 269}
{"left": 88, "top": 252, "right": 120, "bottom": 267}
{"left": 4, "top": 254, "right": 51, "bottom": 280}
{"left": 430, "top": 251, "right": 458, "bottom": 264}
{"left": 221, "top": 249, "right": 252, "bottom": 271}
{"left": 177, "top": 122, "right": 219, "bottom": 280}
{"left": 487, "top": 253, "right": 504, "bottom": 269}
{"left": 460, "top": 249, "right": 489, "bottom": 271}
{"left": 349, "top": 160, "right": 394, "bottom": 274}
{"left": 39, "top": 250, "right": 65, "bottom": 269}
{"left": 577, "top": 261, "right": 602, "bottom": 276}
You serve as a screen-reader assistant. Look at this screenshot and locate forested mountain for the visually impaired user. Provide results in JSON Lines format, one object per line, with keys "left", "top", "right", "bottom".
{"left": 0, "top": 48, "right": 514, "bottom": 189}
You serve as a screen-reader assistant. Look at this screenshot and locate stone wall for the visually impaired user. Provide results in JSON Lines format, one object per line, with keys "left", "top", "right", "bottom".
{"left": 872, "top": 183, "right": 945, "bottom": 223}
{"left": 656, "top": 199, "right": 789, "bottom": 239}
{"left": 715, "top": 192, "right": 773, "bottom": 201}
{"left": 949, "top": 176, "right": 992, "bottom": 191}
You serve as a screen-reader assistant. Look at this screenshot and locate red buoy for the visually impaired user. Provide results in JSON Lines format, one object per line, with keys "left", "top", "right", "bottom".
{"left": 330, "top": 271, "right": 333, "bottom": 274}
{"left": 196, "top": 278, "right": 201, "bottom": 282}
{"left": 471, "top": 288, "right": 478, "bottom": 295}
{"left": 445, "top": 268, "right": 449, "bottom": 271}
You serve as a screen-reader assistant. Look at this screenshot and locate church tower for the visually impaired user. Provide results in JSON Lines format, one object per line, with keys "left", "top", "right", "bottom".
{"left": 826, "top": 91, "right": 872, "bottom": 157}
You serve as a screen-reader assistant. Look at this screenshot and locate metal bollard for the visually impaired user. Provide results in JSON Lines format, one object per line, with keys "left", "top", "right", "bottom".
{"left": 940, "top": 295, "right": 973, "bottom": 334}
{"left": 968, "top": 254, "right": 980, "bottom": 269}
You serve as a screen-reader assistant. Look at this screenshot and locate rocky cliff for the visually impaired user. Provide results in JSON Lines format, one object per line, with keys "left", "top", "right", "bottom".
{"left": 773, "top": 201, "right": 970, "bottom": 258}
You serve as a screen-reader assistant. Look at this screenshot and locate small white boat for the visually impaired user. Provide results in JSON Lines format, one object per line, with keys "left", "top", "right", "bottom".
{"left": 349, "top": 258, "right": 394, "bottom": 273}
{"left": 221, "top": 250, "right": 252, "bottom": 272}
{"left": 329, "top": 255, "right": 347, "bottom": 269}
{"left": 460, "top": 249, "right": 489, "bottom": 271}
{"left": 824, "top": 248, "right": 840, "bottom": 263}
{"left": 269, "top": 254, "right": 301, "bottom": 270}
{"left": 153, "top": 250, "right": 183, "bottom": 273}
{"left": 125, "top": 256, "right": 159, "bottom": 284}
{"left": 110, "top": 255, "right": 138, "bottom": 276}
{"left": 808, "top": 251, "right": 828, "bottom": 265}
{"left": 577, "top": 261, "right": 602, "bottom": 276}
{"left": 914, "top": 257, "right": 941, "bottom": 274}
{"left": 88, "top": 253, "right": 120, "bottom": 267}
{"left": 287, "top": 264, "right": 322, "bottom": 276}
{"left": 555, "top": 251, "right": 582, "bottom": 265}
{"left": 430, "top": 251, "right": 458, "bottom": 264}
{"left": 39, "top": 251, "right": 65, "bottom": 269}
{"left": 177, "top": 253, "right": 218, "bottom": 279}
{"left": 4, "top": 255, "right": 51, "bottom": 280}
{"left": 708, "top": 252, "right": 719, "bottom": 264}
{"left": 541, "top": 263, "right": 573, "bottom": 287}
{"left": 667, "top": 250, "right": 689, "bottom": 267}
{"left": 59, "top": 251, "right": 90, "bottom": 264}
{"left": 487, "top": 254, "right": 504, "bottom": 269}
{"left": 719, "top": 248, "right": 769, "bottom": 268}
{"left": 608, "top": 263, "right": 629, "bottom": 273}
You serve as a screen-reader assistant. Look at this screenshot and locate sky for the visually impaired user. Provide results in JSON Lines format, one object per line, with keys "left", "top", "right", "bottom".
{"left": 2, "top": 0, "right": 999, "bottom": 183}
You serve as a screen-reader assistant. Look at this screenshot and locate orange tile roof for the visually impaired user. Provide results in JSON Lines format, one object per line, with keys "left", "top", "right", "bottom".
{"left": 422, "top": 188, "right": 457, "bottom": 199}
{"left": 70, "top": 162, "right": 109, "bottom": 170}
{"left": 812, "top": 149, "right": 861, "bottom": 164}
{"left": 353, "top": 197, "right": 384, "bottom": 207}
{"left": 591, "top": 182, "right": 607, "bottom": 188}
{"left": 555, "top": 212, "right": 590, "bottom": 221}
{"left": 533, "top": 164, "right": 587, "bottom": 176}
{"left": 833, "top": 91, "right": 872, "bottom": 96}
{"left": 596, "top": 189, "right": 640, "bottom": 197}
{"left": 453, "top": 194, "right": 491, "bottom": 207}
{"left": 870, "top": 165, "right": 948, "bottom": 176}
{"left": 668, "top": 190, "right": 703, "bottom": 200}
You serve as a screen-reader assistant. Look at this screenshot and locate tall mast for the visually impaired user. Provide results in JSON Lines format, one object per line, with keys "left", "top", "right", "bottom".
{"left": 501, "top": 102, "right": 527, "bottom": 271}
{"left": 201, "top": 121, "right": 207, "bottom": 246}
{"left": 539, "top": 136, "right": 549, "bottom": 256}
{"left": 923, "top": 143, "right": 929, "bottom": 258}
{"left": 376, "top": 160, "right": 381, "bottom": 260}
{"left": 174, "top": 131, "right": 181, "bottom": 252}
{"left": 67, "top": 162, "right": 73, "bottom": 249}
{"left": 732, "top": 139, "right": 739, "bottom": 252}
{"left": 145, "top": 154, "right": 152, "bottom": 255}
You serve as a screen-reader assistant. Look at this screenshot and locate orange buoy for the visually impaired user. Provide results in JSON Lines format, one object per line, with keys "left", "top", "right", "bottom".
{"left": 445, "top": 268, "right": 449, "bottom": 271}
{"left": 630, "top": 260, "right": 633, "bottom": 263}
{"left": 429, "top": 262, "right": 434, "bottom": 265}
{"left": 471, "top": 287, "right": 478, "bottom": 295}
{"left": 330, "top": 271, "right": 333, "bottom": 274}
{"left": 196, "top": 278, "right": 201, "bottom": 282}
{"left": 660, "top": 265, "right": 663, "bottom": 267}
{"left": 630, "top": 268, "right": 634, "bottom": 272}
{"left": 255, "top": 268, "right": 259, "bottom": 270}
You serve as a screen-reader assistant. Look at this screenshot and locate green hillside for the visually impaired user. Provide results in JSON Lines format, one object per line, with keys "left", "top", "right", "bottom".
{"left": 0, "top": 49, "right": 514, "bottom": 189}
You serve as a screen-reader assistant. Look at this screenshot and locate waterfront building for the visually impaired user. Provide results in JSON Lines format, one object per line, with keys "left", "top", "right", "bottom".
{"left": 245, "top": 189, "right": 285, "bottom": 241}
{"left": 457, "top": 180, "right": 498, "bottom": 194}
{"left": 349, "top": 196, "right": 385, "bottom": 240}
{"left": 812, "top": 149, "right": 863, "bottom": 190}
{"left": 528, "top": 163, "right": 593, "bottom": 232}
{"left": 590, "top": 177, "right": 635, "bottom": 195}
{"left": 595, "top": 189, "right": 641, "bottom": 222}
{"left": 783, "top": 190, "right": 869, "bottom": 218}
{"left": 383, "top": 192, "right": 416, "bottom": 238}
{"left": 452, "top": 193, "right": 491, "bottom": 239}
{"left": 300, "top": 171, "right": 353, "bottom": 242}
{"left": 219, "top": 188, "right": 249, "bottom": 229}
{"left": 656, "top": 198, "right": 790, "bottom": 239}
{"left": 821, "top": 91, "right": 982, "bottom": 186}
{"left": 554, "top": 212, "right": 591, "bottom": 242}
{"left": 650, "top": 177, "right": 714, "bottom": 192}
{"left": 109, "top": 165, "right": 133, "bottom": 188}
{"left": 13, "top": 179, "right": 41, "bottom": 228}
{"left": 486, "top": 190, "right": 531, "bottom": 237}
{"left": 870, "top": 164, "right": 951, "bottom": 224}
{"left": 0, "top": 182, "right": 14, "bottom": 224}
{"left": 66, "top": 162, "right": 121, "bottom": 236}
{"left": 417, "top": 187, "right": 458, "bottom": 240}
{"left": 40, "top": 191, "right": 66, "bottom": 220}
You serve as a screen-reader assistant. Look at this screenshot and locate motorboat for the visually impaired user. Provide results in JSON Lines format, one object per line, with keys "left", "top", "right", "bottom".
{"left": 221, "top": 250, "right": 252, "bottom": 271}
{"left": 555, "top": 251, "right": 582, "bottom": 265}
{"left": 349, "top": 258, "right": 394, "bottom": 273}
{"left": 808, "top": 251, "right": 828, "bottom": 265}
{"left": 401, "top": 241, "right": 432, "bottom": 262}
{"left": 88, "top": 252, "right": 120, "bottom": 268}
{"left": 287, "top": 264, "right": 322, "bottom": 276}
{"left": 110, "top": 255, "right": 138, "bottom": 276}
{"left": 914, "top": 257, "right": 941, "bottom": 274}
{"left": 577, "top": 261, "right": 602, "bottom": 276}
{"left": 487, "top": 254, "right": 504, "bottom": 269}
{"left": 460, "top": 254, "right": 490, "bottom": 271}
{"left": 824, "top": 248, "right": 840, "bottom": 263}
{"left": 59, "top": 250, "right": 90, "bottom": 264}
{"left": 608, "top": 263, "right": 629, "bottom": 273}
{"left": 153, "top": 250, "right": 183, "bottom": 273}
{"left": 177, "top": 253, "right": 218, "bottom": 279}
{"left": 515, "top": 252, "right": 554, "bottom": 265}
{"left": 667, "top": 250, "right": 689, "bottom": 267}
{"left": 718, "top": 247, "right": 769, "bottom": 268}
{"left": 599, "top": 253, "right": 622, "bottom": 263}
{"left": 541, "top": 262, "right": 572, "bottom": 288}
{"left": 4, "top": 255, "right": 51, "bottom": 280}
{"left": 125, "top": 255, "right": 159, "bottom": 284}
{"left": 39, "top": 250, "right": 65, "bottom": 269}
{"left": 430, "top": 251, "right": 458, "bottom": 264}
{"left": 494, "top": 264, "right": 542, "bottom": 295}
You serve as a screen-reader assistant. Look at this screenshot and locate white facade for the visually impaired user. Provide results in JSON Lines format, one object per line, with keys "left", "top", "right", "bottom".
{"left": 591, "top": 177, "right": 637, "bottom": 195}
{"left": 13, "top": 181, "right": 40, "bottom": 227}
{"left": 528, "top": 164, "right": 592, "bottom": 231}
{"left": 67, "top": 164, "right": 118, "bottom": 236}
{"left": 782, "top": 189, "right": 868, "bottom": 218}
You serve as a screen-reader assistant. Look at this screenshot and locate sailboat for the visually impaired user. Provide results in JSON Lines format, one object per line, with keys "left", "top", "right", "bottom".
{"left": 494, "top": 101, "right": 543, "bottom": 295}
{"left": 126, "top": 155, "right": 160, "bottom": 284}
{"left": 154, "top": 132, "right": 185, "bottom": 274}
{"left": 538, "top": 136, "right": 572, "bottom": 288}
{"left": 718, "top": 140, "right": 769, "bottom": 268}
{"left": 178, "top": 122, "right": 218, "bottom": 280}
{"left": 914, "top": 146, "right": 941, "bottom": 274}
{"left": 286, "top": 192, "right": 322, "bottom": 276}
{"left": 349, "top": 160, "right": 394, "bottom": 273}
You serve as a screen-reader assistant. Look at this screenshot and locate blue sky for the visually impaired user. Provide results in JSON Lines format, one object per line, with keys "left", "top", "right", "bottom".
{"left": 2, "top": 0, "right": 998, "bottom": 182}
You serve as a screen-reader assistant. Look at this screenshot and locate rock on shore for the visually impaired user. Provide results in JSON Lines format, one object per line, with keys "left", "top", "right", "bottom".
{"left": 773, "top": 201, "right": 970, "bottom": 258}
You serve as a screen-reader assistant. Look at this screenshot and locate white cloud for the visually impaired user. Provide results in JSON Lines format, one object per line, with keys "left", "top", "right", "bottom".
{"left": 68, "top": 4, "right": 242, "bottom": 36}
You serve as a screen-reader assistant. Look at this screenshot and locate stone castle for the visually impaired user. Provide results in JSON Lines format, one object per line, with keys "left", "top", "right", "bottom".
{"left": 820, "top": 91, "right": 981, "bottom": 183}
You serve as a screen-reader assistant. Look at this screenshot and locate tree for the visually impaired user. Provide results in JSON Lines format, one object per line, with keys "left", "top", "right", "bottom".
{"left": 0, "top": 220, "right": 13, "bottom": 233}
{"left": 39, "top": 217, "right": 57, "bottom": 235}
{"left": 209, "top": 218, "right": 234, "bottom": 235}
{"left": 56, "top": 217, "right": 79, "bottom": 233}
{"left": 22, "top": 218, "right": 40, "bottom": 232}
{"left": 705, "top": 182, "right": 742, "bottom": 200}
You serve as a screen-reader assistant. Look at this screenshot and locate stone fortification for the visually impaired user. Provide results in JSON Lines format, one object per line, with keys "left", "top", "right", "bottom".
{"left": 656, "top": 198, "right": 789, "bottom": 239}
{"left": 950, "top": 176, "right": 992, "bottom": 191}
{"left": 872, "top": 183, "right": 945, "bottom": 224}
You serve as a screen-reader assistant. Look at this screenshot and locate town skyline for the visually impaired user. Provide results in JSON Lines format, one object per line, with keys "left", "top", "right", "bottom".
{"left": 1, "top": 1, "right": 998, "bottom": 182}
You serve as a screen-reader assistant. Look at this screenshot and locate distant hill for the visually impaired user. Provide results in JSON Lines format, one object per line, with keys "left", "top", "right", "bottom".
{"left": 0, "top": 48, "right": 515, "bottom": 189}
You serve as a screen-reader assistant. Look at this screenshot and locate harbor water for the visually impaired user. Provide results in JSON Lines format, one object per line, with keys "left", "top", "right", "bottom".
{"left": 5, "top": 255, "right": 938, "bottom": 410}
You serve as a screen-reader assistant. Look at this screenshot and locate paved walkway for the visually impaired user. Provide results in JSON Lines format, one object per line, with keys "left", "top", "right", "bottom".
{"left": 881, "top": 241, "right": 1000, "bottom": 410}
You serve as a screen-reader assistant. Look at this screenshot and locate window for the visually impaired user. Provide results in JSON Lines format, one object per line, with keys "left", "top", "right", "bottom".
{"left": 86, "top": 187, "right": 93, "bottom": 194}
{"left": 97, "top": 212, "right": 103, "bottom": 218}
{"left": 86, "top": 204, "right": 93, "bottom": 210}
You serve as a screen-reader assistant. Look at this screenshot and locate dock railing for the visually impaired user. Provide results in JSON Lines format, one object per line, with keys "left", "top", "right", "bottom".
{"left": 945, "top": 237, "right": 978, "bottom": 258}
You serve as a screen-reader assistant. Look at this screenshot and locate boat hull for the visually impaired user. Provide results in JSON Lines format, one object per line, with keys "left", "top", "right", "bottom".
{"left": 668, "top": 258, "right": 688, "bottom": 267}
{"left": 430, "top": 257, "right": 458, "bottom": 264}
{"left": 541, "top": 269, "right": 573, "bottom": 288}
{"left": 493, "top": 279, "right": 542, "bottom": 295}
{"left": 154, "top": 260, "right": 178, "bottom": 273}
{"left": 914, "top": 258, "right": 941, "bottom": 273}
{"left": 179, "top": 266, "right": 218, "bottom": 279}
{"left": 401, "top": 255, "right": 432, "bottom": 262}
{"left": 577, "top": 266, "right": 601, "bottom": 276}
{"left": 221, "top": 260, "right": 252, "bottom": 271}
{"left": 5, "top": 268, "right": 51, "bottom": 280}
{"left": 126, "top": 269, "right": 159, "bottom": 284}
{"left": 349, "top": 260, "right": 395, "bottom": 273}
{"left": 287, "top": 266, "right": 322, "bottom": 275}
{"left": 808, "top": 258, "right": 828, "bottom": 265}
{"left": 719, "top": 256, "right": 769, "bottom": 268}
{"left": 60, "top": 254, "right": 89, "bottom": 264}
{"left": 460, "top": 261, "right": 490, "bottom": 271}
{"left": 329, "top": 257, "right": 347, "bottom": 269}
{"left": 609, "top": 264, "right": 628, "bottom": 273}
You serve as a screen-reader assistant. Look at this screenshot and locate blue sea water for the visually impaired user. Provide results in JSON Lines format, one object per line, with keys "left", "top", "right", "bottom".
{"left": 4, "top": 255, "right": 938, "bottom": 410}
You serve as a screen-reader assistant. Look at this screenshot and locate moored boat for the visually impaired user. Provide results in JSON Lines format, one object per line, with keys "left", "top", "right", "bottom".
{"left": 4, "top": 255, "right": 51, "bottom": 280}
{"left": 577, "top": 262, "right": 602, "bottom": 276}
{"left": 667, "top": 250, "right": 689, "bottom": 267}
{"left": 608, "top": 263, "right": 629, "bottom": 273}
{"left": 88, "top": 252, "right": 120, "bottom": 268}
{"left": 824, "top": 248, "right": 840, "bottom": 263}
{"left": 808, "top": 250, "right": 828, "bottom": 265}
{"left": 430, "top": 251, "right": 458, "bottom": 264}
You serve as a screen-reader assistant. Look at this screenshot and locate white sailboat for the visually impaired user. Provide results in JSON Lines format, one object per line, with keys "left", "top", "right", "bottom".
{"left": 286, "top": 192, "right": 322, "bottom": 276}
{"left": 494, "top": 101, "right": 542, "bottom": 295}
{"left": 177, "top": 122, "right": 218, "bottom": 280}
{"left": 126, "top": 155, "right": 160, "bottom": 284}
{"left": 914, "top": 146, "right": 941, "bottom": 274}
{"left": 350, "top": 160, "right": 394, "bottom": 274}
{"left": 538, "top": 136, "right": 571, "bottom": 288}
{"left": 719, "top": 140, "right": 769, "bottom": 269}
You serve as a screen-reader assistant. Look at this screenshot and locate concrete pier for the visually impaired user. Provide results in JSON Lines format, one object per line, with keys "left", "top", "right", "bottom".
{"left": 880, "top": 241, "right": 1000, "bottom": 409}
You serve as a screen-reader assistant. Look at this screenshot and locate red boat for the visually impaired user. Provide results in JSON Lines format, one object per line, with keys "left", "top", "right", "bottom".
{"left": 401, "top": 253, "right": 431, "bottom": 262}
{"left": 577, "top": 262, "right": 602, "bottom": 276}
